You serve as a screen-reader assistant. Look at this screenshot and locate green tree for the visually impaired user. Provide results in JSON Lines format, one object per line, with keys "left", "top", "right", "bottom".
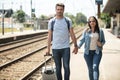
{"left": 100, "top": 13, "right": 111, "bottom": 28}
{"left": 64, "top": 13, "right": 76, "bottom": 25}
{"left": 13, "top": 10, "right": 25, "bottom": 23}
{"left": 39, "top": 15, "right": 48, "bottom": 20}
{"left": 101, "top": 13, "right": 111, "bottom": 23}
{"left": 75, "top": 12, "right": 87, "bottom": 25}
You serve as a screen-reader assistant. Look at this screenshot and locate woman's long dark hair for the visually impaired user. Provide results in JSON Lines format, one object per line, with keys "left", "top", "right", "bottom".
{"left": 88, "top": 16, "right": 100, "bottom": 34}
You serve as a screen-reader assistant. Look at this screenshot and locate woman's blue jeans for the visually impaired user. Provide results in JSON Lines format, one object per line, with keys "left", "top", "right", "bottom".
{"left": 84, "top": 50, "right": 102, "bottom": 80}
{"left": 52, "top": 48, "right": 70, "bottom": 80}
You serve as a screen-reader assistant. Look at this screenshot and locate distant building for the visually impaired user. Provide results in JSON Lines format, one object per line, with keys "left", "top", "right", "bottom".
{"left": 103, "top": 0, "right": 120, "bottom": 37}
{"left": 0, "top": 9, "right": 14, "bottom": 28}
{"left": 0, "top": 18, "right": 11, "bottom": 28}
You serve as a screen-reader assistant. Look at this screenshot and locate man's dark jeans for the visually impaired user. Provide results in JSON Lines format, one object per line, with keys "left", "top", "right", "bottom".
{"left": 84, "top": 50, "right": 102, "bottom": 80}
{"left": 52, "top": 48, "right": 70, "bottom": 80}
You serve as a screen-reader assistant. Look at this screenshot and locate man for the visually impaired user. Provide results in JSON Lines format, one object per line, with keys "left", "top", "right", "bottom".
{"left": 46, "top": 3, "right": 78, "bottom": 80}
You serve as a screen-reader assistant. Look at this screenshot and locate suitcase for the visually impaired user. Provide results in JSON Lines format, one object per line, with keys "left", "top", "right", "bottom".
{"left": 41, "top": 54, "right": 57, "bottom": 80}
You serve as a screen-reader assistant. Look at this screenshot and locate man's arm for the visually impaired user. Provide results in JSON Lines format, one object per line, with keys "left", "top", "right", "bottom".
{"left": 69, "top": 28, "right": 77, "bottom": 46}
{"left": 69, "top": 27, "right": 78, "bottom": 54}
{"left": 46, "top": 30, "right": 52, "bottom": 54}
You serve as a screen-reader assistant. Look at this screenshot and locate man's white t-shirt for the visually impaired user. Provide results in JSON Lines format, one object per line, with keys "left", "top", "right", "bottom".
{"left": 48, "top": 17, "right": 72, "bottom": 49}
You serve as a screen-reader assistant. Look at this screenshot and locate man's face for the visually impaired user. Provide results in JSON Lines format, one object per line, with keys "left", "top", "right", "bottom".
{"left": 56, "top": 6, "right": 64, "bottom": 16}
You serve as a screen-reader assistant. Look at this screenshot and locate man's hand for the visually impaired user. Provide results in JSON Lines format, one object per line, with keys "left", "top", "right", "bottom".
{"left": 45, "top": 52, "right": 52, "bottom": 56}
{"left": 46, "top": 49, "right": 51, "bottom": 56}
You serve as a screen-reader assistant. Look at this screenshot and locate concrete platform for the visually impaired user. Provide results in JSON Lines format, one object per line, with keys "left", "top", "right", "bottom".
{"left": 0, "top": 30, "right": 48, "bottom": 44}
{"left": 70, "top": 28, "right": 120, "bottom": 80}
{"left": 0, "top": 30, "right": 48, "bottom": 39}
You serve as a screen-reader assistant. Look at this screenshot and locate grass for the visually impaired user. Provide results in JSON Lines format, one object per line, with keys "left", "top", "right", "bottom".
{"left": 0, "top": 27, "right": 33, "bottom": 33}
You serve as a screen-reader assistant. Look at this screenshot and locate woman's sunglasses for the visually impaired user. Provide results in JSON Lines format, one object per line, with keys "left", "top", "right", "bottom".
{"left": 88, "top": 21, "right": 95, "bottom": 23}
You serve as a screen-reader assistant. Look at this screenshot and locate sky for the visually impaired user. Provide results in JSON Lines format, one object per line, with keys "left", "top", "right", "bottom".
{"left": 0, "top": 0, "right": 108, "bottom": 19}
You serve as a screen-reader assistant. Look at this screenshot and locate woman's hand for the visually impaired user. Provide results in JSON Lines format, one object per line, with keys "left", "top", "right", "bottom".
{"left": 72, "top": 46, "right": 78, "bottom": 54}
{"left": 97, "top": 41, "right": 102, "bottom": 47}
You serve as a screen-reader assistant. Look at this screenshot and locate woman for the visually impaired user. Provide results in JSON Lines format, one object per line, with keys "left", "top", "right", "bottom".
{"left": 78, "top": 16, "right": 105, "bottom": 80}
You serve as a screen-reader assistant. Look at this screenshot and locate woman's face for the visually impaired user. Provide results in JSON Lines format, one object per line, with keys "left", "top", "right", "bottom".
{"left": 88, "top": 17, "right": 96, "bottom": 28}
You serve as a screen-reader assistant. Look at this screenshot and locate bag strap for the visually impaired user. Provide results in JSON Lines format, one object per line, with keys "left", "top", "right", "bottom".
{"left": 51, "top": 17, "right": 70, "bottom": 31}
{"left": 51, "top": 19, "right": 55, "bottom": 31}
{"left": 64, "top": 17, "right": 70, "bottom": 30}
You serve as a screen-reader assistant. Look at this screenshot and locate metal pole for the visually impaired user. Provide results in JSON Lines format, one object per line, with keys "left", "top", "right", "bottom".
{"left": 11, "top": 2, "right": 13, "bottom": 34}
{"left": 11, "top": 15, "right": 13, "bottom": 34}
{"left": 31, "top": 0, "right": 32, "bottom": 29}
{"left": 97, "top": 4, "right": 100, "bottom": 18}
{"left": 2, "top": 3, "right": 4, "bottom": 35}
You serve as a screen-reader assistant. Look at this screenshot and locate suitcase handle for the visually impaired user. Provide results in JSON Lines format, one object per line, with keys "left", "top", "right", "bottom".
{"left": 44, "top": 54, "right": 52, "bottom": 56}
{"left": 44, "top": 53, "right": 54, "bottom": 70}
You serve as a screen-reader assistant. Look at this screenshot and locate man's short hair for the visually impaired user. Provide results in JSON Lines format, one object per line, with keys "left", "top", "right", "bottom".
{"left": 55, "top": 3, "right": 65, "bottom": 9}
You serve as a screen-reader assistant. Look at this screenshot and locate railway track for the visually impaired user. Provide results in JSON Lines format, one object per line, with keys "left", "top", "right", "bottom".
{"left": 0, "top": 27, "right": 84, "bottom": 80}
{"left": 0, "top": 33, "right": 48, "bottom": 66}
{"left": 0, "top": 33, "right": 48, "bottom": 52}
